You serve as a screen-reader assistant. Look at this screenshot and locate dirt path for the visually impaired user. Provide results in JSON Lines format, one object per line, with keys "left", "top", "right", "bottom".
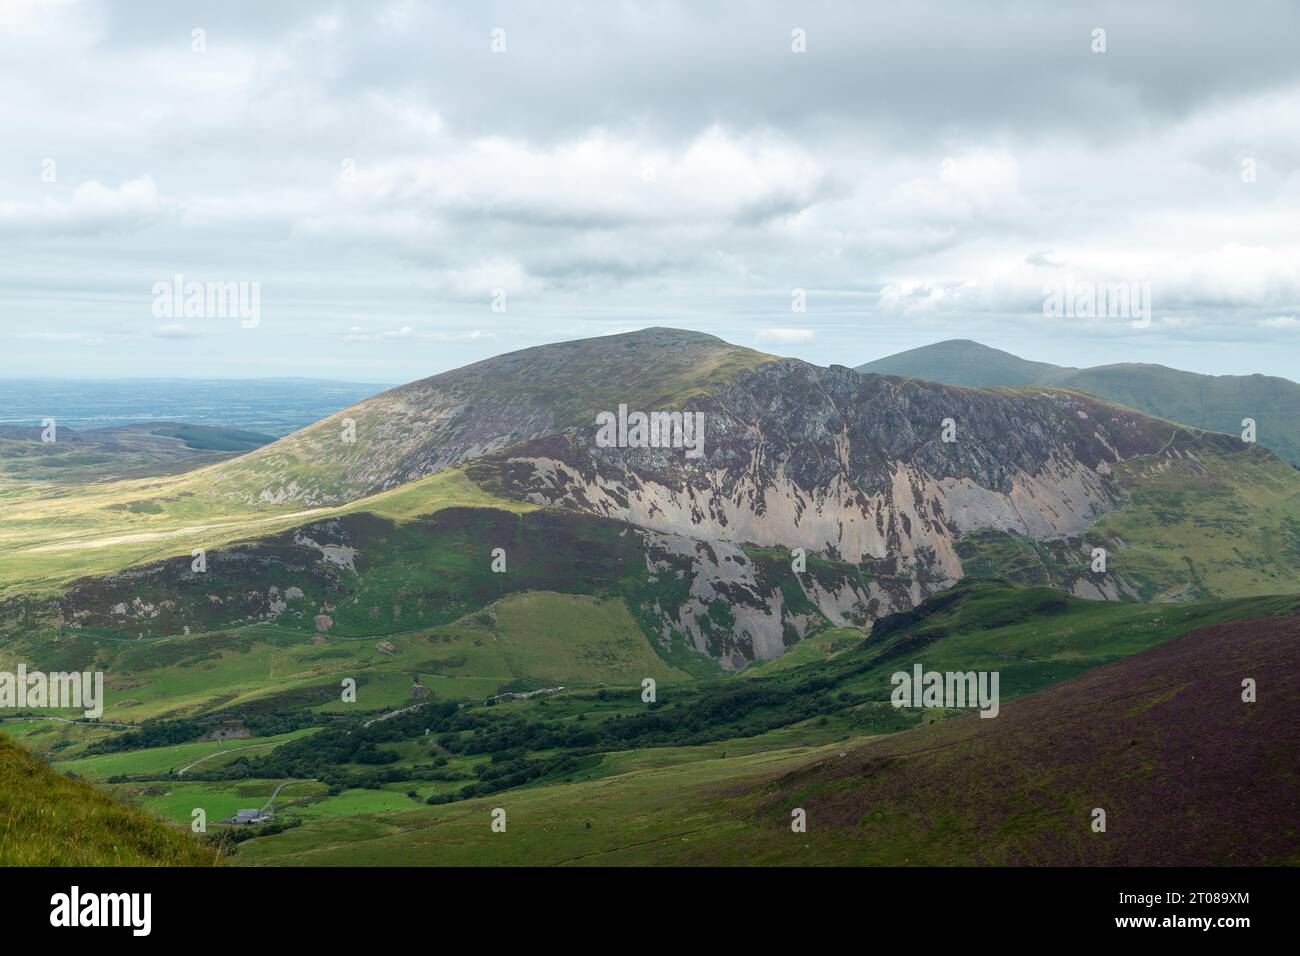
{"left": 260, "top": 779, "right": 314, "bottom": 812}
{"left": 176, "top": 741, "right": 280, "bottom": 775}
{"left": 0, "top": 715, "right": 133, "bottom": 729}
{"left": 22, "top": 506, "right": 328, "bottom": 554}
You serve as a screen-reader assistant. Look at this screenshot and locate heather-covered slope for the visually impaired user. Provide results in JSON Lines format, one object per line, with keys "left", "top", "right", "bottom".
{"left": 722, "top": 611, "right": 1300, "bottom": 865}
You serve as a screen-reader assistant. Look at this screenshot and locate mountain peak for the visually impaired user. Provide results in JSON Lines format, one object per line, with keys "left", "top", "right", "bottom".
{"left": 857, "top": 339, "right": 1064, "bottom": 387}
{"left": 206, "top": 327, "right": 777, "bottom": 506}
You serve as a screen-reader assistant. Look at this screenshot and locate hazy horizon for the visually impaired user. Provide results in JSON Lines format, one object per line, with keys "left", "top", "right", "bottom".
{"left": 0, "top": 328, "right": 1295, "bottom": 386}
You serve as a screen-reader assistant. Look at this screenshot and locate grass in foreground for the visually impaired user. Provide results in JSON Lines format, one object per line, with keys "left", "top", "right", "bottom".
{"left": 0, "top": 734, "right": 220, "bottom": 866}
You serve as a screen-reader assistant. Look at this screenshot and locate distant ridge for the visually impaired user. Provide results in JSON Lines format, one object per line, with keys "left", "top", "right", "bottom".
{"left": 858, "top": 339, "right": 1300, "bottom": 466}
{"left": 857, "top": 339, "right": 1068, "bottom": 388}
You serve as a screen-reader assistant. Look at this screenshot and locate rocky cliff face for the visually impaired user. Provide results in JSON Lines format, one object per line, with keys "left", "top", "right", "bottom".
{"left": 16, "top": 509, "right": 880, "bottom": 673}
{"left": 467, "top": 357, "right": 1243, "bottom": 616}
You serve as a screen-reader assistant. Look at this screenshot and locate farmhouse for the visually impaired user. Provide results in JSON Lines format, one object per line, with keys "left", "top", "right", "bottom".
{"left": 225, "top": 808, "right": 271, "bottom": 825}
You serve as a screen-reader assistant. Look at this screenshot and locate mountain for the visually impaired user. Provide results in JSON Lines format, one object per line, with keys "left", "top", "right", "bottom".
{"left": 205, "top": 328, "right": 774, "bottom": 506}
{"left": 3, "top": 328, "right": 1298, "bottom": 867}
{"left": 856, "top": 339, "right": 1064, "bottom": 387}
{"left": 5, "top": 328, "right": 1299, "bottom": 673}
{"left": 857, "top": 339, "right": 1300, "bottom": 466}
{"left": 460, "top": 333, "right": 1297, "bottom": 609}
{"left": 0, "top": 733, "right": 218, "bottom": 865}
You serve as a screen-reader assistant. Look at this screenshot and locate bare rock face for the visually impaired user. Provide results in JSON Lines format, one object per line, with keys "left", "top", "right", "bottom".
{"left": 469, "top": 358, "right": 1237, "bottom": 610}
{"left": 634, "top": 529, "right": 868, "bottom": 669}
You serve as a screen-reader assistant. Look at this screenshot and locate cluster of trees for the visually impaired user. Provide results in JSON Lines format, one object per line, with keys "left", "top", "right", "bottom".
{"left": 85, "top": 710, "right": 327, "bottom": 755}
{"left": 86, "top": 718, "right": 208, "bottom": 754}
{"left": 163, "top": 638, "right": 927, "bottom": 806}
{"left": 452, "top": 681, "right": 848, "bottom": 757}
{"left": 193, "top": 680, "right": 857, "bottom": 800}
{"left": 204, "top": 816, "right": 303, "bottom": 852}
{"left": 426, "top": 752, "right": 593, "bottom": 804}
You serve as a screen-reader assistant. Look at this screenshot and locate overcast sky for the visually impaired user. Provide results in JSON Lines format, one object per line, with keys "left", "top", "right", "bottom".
{"left": 2, "top": 0, "right": 1298, "bottom": 382}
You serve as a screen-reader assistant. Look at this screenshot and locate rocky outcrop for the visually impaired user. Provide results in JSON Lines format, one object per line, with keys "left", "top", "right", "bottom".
{"left": 634, "top": 530, "right": 859, "bottom": 668}
{"left": 470, "top": 360, "right": 1229, "bottom": 585}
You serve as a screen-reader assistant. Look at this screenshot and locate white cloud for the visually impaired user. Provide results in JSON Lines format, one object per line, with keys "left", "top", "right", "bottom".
{"left": 0, "top": 1, "right": 1297, "bottom": 380}
{"left": 341, "top": 326, "right": 415, "bottom": 342}
{"left": 757, "top": 328, "right": 815, "bottom": 342}
{"left": 0, "top": 176, "right": 162, "bottom": 235}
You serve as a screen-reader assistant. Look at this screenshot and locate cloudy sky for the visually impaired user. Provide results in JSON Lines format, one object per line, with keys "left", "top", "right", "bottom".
{"left": 2, "top": 0, "right": 1298, "bottom": 382}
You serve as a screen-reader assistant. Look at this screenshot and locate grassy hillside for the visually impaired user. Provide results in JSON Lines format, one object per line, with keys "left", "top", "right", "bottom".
{"left": 0, "top": 734, "right": 220, "bottom": 866}
{"left": 955, "top": 442, "right": 1300, "bottom": 599}
{"left": 0, "top": 587, "right": 696, "bottom": 725}
{"left": 0, "top": 466, "right": 533, "bottom": 599}
{"left": 1063, "top": 363, "right": 1300, "bottom": 466}
{"left": 13, "top": 579, "right": 1285, "bottom": 865}
{"left": 857, "top": 339, "right": 1300, "bottom": 466}
{"left": 228, "top": 603, "right": 1300, "bottom": 866}
{"left": 433, "top": 591, "right": 696, "bottom": 686}
{"left": 857, "top": 339, "right": 1064, "bottom": 387}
